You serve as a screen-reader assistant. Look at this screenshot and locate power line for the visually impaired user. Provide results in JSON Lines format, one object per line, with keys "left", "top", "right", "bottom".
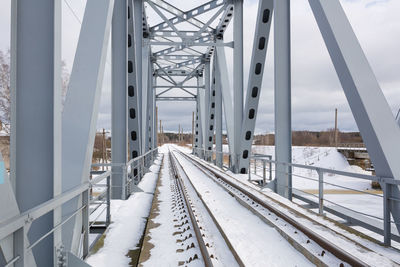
{"left": 63, "top": 0, "right": 82, "bottom": 25}
{"left": 63, "top": 0, "right": 112, "bottom": 69}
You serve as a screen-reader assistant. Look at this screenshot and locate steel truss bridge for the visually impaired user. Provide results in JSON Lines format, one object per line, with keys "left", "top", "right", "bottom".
{"left": 1, "top": 0, "right": 400, "bottom": 266}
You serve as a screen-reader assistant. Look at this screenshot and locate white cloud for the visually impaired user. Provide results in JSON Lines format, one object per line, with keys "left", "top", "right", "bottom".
{"left": 1, "top": 0, "right": 399, "bottom": 134}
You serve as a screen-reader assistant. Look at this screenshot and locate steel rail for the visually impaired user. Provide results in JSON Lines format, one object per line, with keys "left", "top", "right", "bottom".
{"left": 171, "top": 151, "right": 245, "bottom": 267}
{"left": 178, "top": 151, "right": 369, "bottom": 267}
{"left": 168, "top": 151, "right": 213, "bottom": 267}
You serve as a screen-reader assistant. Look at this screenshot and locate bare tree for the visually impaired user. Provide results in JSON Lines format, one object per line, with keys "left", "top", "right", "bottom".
{"left": 0, "top": 50, "right": 10, "bottom": 133}
{"left": 0, "top": 49, "right": 70, "bottom": 134}
{"left": 61, "top": 60, "right": 70, "bottom": 103}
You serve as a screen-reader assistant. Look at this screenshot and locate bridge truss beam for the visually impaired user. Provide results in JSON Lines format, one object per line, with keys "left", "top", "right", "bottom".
{"left": 4, "top": 0, "right": 400, "bottom": 264}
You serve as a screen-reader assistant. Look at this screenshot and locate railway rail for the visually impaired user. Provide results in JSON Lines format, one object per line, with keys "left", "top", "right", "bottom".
{"left": 173, "top": 149, "right": 398, "bottom": 267}
{"left": 136, "top": 148, "right": 398, "bottom": 266}
{"left": 168, "top": 150, "right": 243, "bottom": 267}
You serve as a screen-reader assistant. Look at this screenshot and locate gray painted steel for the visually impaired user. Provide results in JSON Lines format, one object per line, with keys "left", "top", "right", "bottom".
{"left": 274, "top": 0, "right": 292, "bottom": 199}
{"left": 238, "top": 0, "right": 274, "bottom": 173}
{"left": 133, "top": 0, "right": 143, "bottom": 153}
{"left": 12, "top": 1, "right": 60, "bottom": 265}
{"left": 195, "top": 77, "right": 204, "bottom": 157}
{"left": 150, "top": 0, "right": 226, "bottom": 32}
{"left": 215, "top": 46, "right": 234, "bottom": 153}
{"left": 214, "top": 53, "right": 223, "bottom": 168}
{"left": 233, "top": 0, "right": 244, "bottom": 173}
{"left": 61, "top": 0, "right": 114, "bottom": 254}
{"left": 203, "top": 62, "right": 211, "bottom": 149}
{"left": 147, "top": 64, "right": 154, "bottom": 150}
{"left": 205, "top": 60, "right": 217, "bottom": 160}
{"left": 199, "top": 77, "right": 206, "bottom": 153}
{"left": 112, "top": 0, "right": 128, "bottom": 199}
{"left": 309, "top": 0, "right": 400, "bottom": 232}
{"left": 6, "top": 0, "right": 400, "bottom": 261}
{"left": 128, "top": 0, "right": 142, "bottom": 163}
{"left": 142, "top": 46, "right": 150, "bottom": 153}
{"left": 0, "top": 152, "right": 35, "bottom": 266}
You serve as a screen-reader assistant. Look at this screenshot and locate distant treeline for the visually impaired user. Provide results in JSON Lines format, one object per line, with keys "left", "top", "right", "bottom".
{"left": 158, "top": 129, "right": 363, "bottom": 147}
{"left": 255, "top": 130, "right": 362, "bottom": 146}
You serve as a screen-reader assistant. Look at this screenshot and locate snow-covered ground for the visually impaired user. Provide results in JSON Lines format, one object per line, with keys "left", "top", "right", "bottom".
{"left": 85, "top": 155, "right": 163, "bottom": 267}
{"left": 227, "top": 145, "right": 373, "bottom": 191}
{"left": 84, "top": 145, "right": 398, "bottom": 266}
{"left": 218, "top": 145, "right": 393, "bottom": 246}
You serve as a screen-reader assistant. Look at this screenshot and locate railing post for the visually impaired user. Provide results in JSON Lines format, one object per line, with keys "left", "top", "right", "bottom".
{"left": 268, "top": 157, "right": 272, "bottom": 181}
{"left": 141, "top": 157, "right": 145, "bottom": 178}
{"left": 263, "top": 160, "right": 266, "bottom": 184}
{"left": 383, "top": 181, "right": 391, "bottom": 246}
{"left": 317, "top": 169, "right": 324, "bottom": 215}
{"left": 248, "top": 160, "right": 251, "bottom": 181}
{"left": 82, "top": 189, "right": 89, "bottom": 258}
{"left": 122, "top": 165, "right": 127, "bottom": 200}
{"left": 14, "top": 226, "right": 26, "bottom": 267}
{"left": 106, "top": 174, "right": 111, "bottom": 226}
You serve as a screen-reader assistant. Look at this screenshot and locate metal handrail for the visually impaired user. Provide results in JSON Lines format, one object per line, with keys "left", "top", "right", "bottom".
{"left": 1, "top": 147, "right": 159, "bottom": 266}
{"left": 247, "top": 153, "right": 399, "bottom": 246}
{"left": 193, "top": 148, "right": 399, "bottom": 246}
{"left": 0, "top": 182, "right": 88, "bottom": 240}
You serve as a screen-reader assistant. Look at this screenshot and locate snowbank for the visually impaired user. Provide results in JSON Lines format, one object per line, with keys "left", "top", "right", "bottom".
{"left": 85, "top": 156, "right": 162, "bottom": 267}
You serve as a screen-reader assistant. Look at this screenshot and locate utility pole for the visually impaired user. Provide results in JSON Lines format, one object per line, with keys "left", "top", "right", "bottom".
{"left": 156, "top": 106, "right": 158, "bottom": 148}
{"left": 162, "top": 125, "right": 164, "bottom": 144}
{"left": 334, "top": 108, "right": 338, "bottom": 147}
{"left": 178, "top": 124, "right": 181, "bottom": 143}
{"left": 159, "top": 119, "right": 162, "bottom": 146}
{"left": 102, "top": 128, "right": 106, "bottom": 171}
{"left": 192, "top": 111, "right": 195, "bottom": 148}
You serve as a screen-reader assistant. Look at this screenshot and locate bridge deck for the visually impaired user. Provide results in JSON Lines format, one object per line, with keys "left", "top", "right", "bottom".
{"left": 86, "top": 145, "right": 400, "bottom": 266}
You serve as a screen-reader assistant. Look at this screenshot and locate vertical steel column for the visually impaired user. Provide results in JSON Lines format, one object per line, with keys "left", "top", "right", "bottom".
{"left": 199, "top": 76, "right": 206, "bottom": 158}
{"left": 233, "top": 0, "right": 244, "bottom": 173}
{"left": 11, "top": 1, "right": 60, "bottom": 265}
{"left": 238, "top": 0, "right": 274, "bottom": 173}
{"left": 274, "top": 0, "right": 292, "bottom": 199}
{"left": 147, "top": 63, "right": 154, "bottom": 150}
{"left": 383, "top": 182, "right": 391, "bottom": 246}
{"left": 81, "top": 189, "right": 89, "bottom": 258}
{"left": 204, "top": 61, "right": 211, "bottom": 150}
{"left": 133, "top": 0, "right": 143, "bottom": 153}
{"left": 195, "top": 76, "right": 204, "bottom": 156}
{"left": 142, "top": 45, "right": 150, "bottom": 152}
{"left": 205, "top": 61, "right": 216, "bottom": 161}
{"left": 153, "top": 78, "right": 157, "bottom": 149}
{"left": 194, "top": 100, "right": 200, "bottom": 153}
{"left": 53, "top": 0, "right": 62, "bottom": 262}
{"left": 111, "top": 0, "right": 127, "bottom": 199}
{"left": 216, "top": 43, "right": 234, "bottom": 160}
{"left": 215, "top": 54, "right": 223, "bottom": 168}
{"left": 146, "top": 59, "right": 153, "bottom": 150}
{"left": 128, "top": 0, "right": 141, "bottom": 166}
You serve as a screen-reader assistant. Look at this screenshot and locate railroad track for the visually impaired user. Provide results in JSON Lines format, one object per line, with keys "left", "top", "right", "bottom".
{"left": 173, "top": 149, "right": 379, "bottom": 267}
{"left": 168, "top": 150, "right": 243, "bottom": 267}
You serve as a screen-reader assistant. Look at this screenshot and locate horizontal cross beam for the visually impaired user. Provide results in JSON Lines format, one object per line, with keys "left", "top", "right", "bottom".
{"left": 155, "top": 85, "right": 203, "bottom": 88}
{"left": 147, "top": 41, "right": 233, "bottom": 47}
{"left": 156, "top": 97, "right": 197, "bottom": 101}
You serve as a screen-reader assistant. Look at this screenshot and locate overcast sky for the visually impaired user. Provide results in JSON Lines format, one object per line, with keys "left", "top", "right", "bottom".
{"left": 0, "top": 0, "right": 399, "bottom": 134}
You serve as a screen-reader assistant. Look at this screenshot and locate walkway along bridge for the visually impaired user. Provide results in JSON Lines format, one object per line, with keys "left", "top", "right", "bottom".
{"left": 1, "top": 0, "right": 400, "bottom": 266}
